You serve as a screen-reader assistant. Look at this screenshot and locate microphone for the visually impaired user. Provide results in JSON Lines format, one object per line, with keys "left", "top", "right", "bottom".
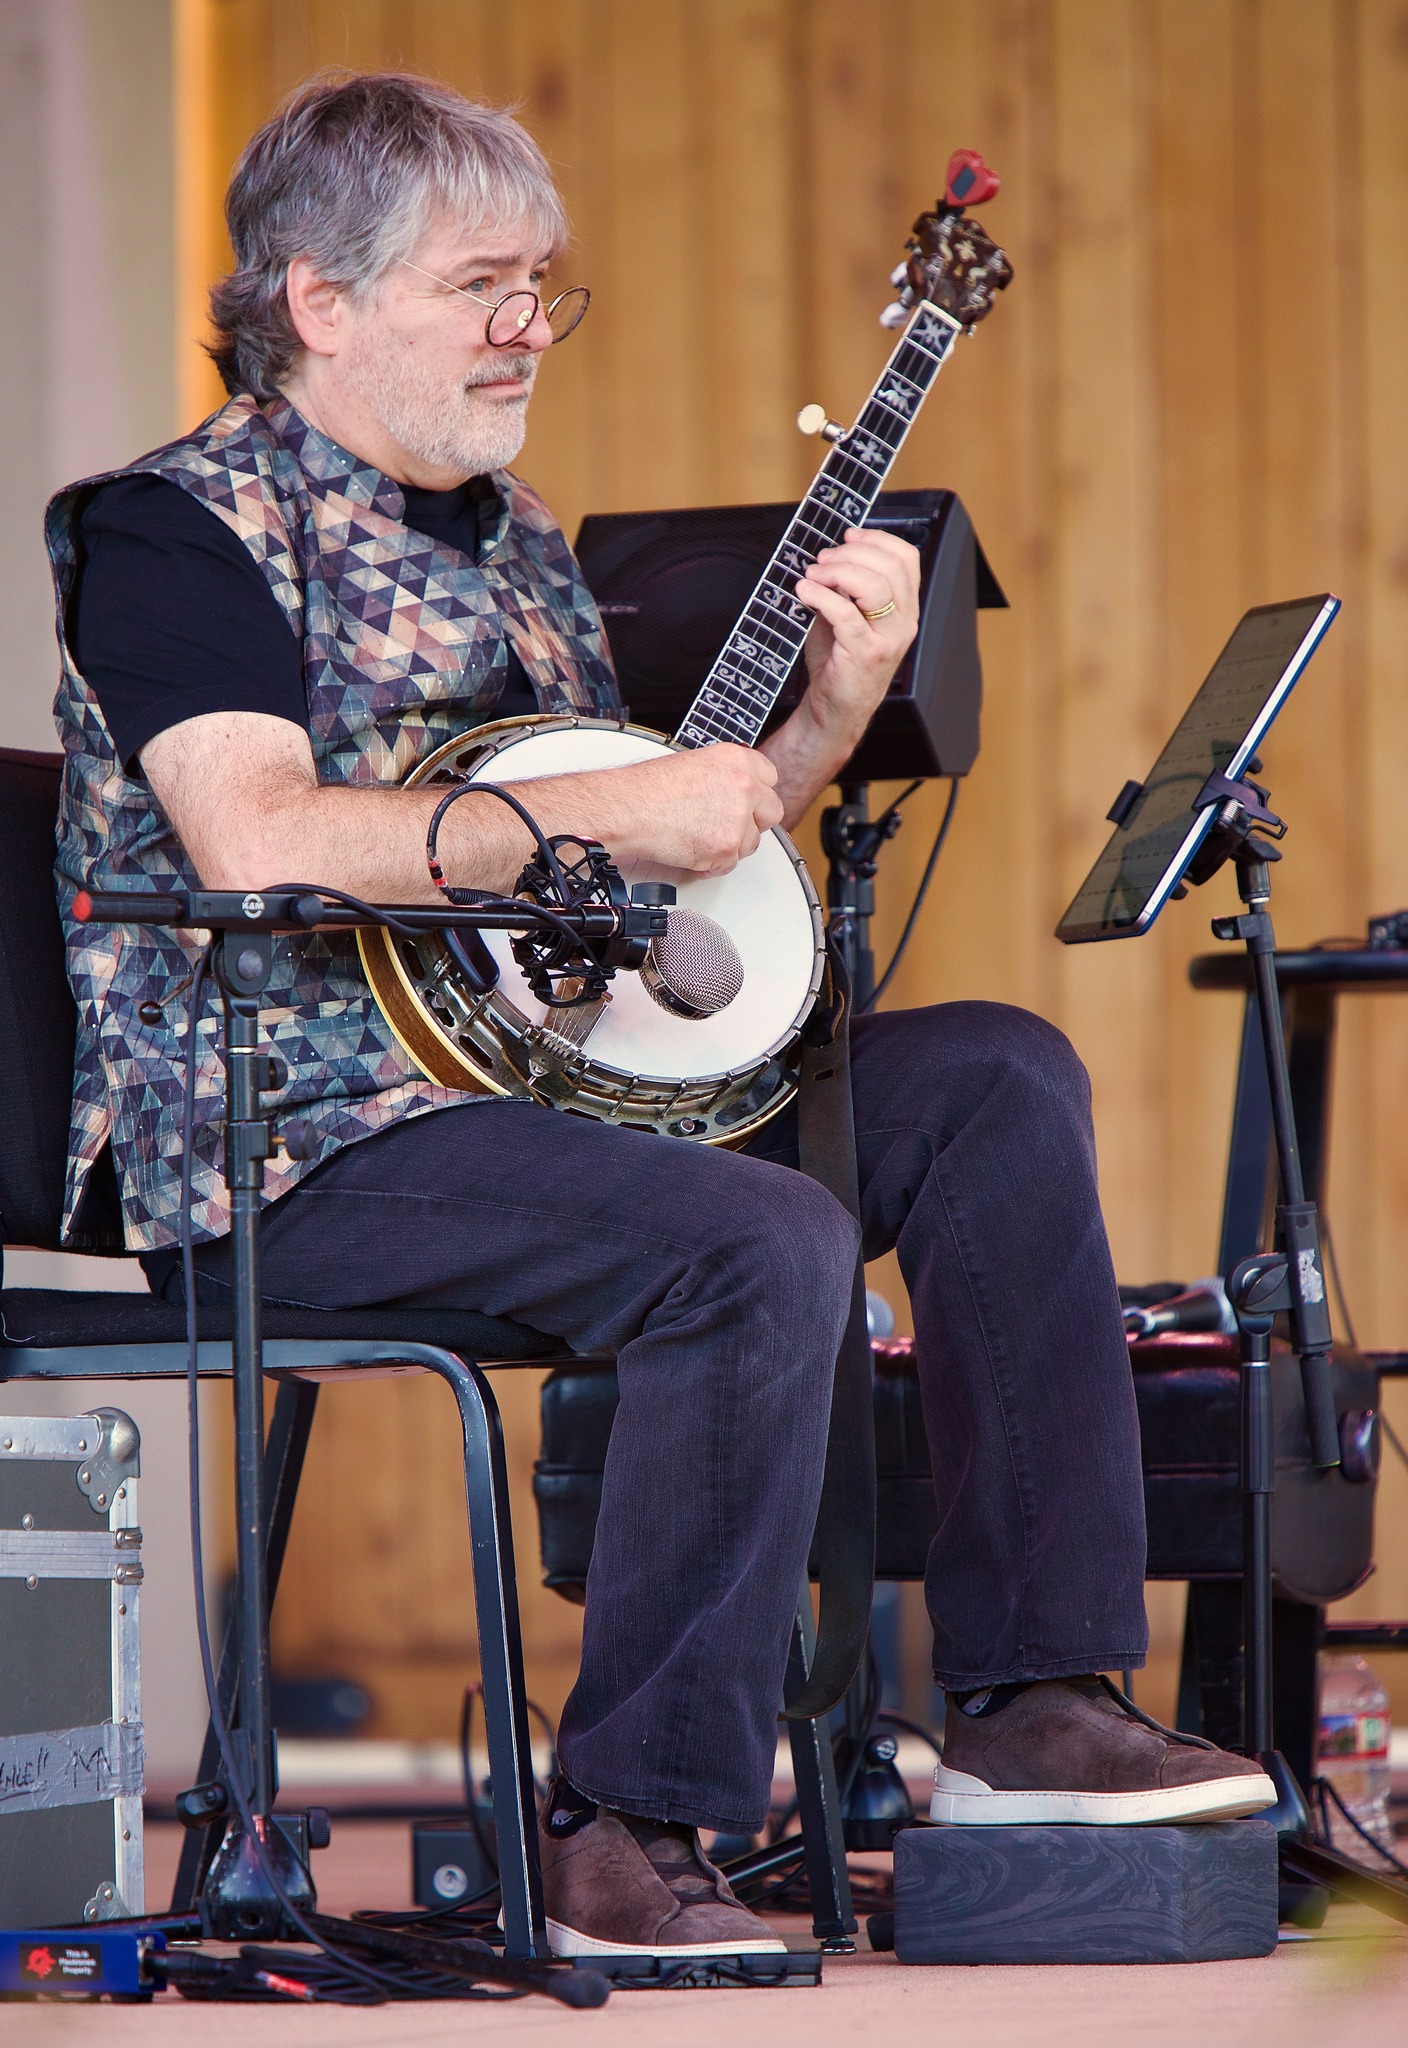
{"left": 639, "top": 908, "right": 744, "bottom": 1019}
{"left": 1122, "top": 1278, "right": 1237, "bottom": 1340}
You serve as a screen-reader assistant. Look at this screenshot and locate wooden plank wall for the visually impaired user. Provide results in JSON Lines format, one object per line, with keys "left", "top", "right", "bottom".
{"left": 176, "top": 0, "right": 1408, "bottom": 1733}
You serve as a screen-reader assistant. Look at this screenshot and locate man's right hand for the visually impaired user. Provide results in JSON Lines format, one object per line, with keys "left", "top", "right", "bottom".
{"left": 529, "top": 743, "right": 784, "bottom": 877}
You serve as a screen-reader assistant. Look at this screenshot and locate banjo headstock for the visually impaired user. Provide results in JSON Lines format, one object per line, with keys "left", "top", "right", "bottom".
{"left": 885, "top": 149, "right": 1013, "bottom": 333}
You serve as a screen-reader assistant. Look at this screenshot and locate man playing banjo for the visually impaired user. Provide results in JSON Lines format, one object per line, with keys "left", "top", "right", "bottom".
{"left": 50, "top": 74, "right": 1272, "bottom": 1958}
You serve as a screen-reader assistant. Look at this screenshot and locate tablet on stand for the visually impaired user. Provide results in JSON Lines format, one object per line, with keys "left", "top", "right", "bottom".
{"left": 1056, "top": 595, "right": 1340, "bottom": 945}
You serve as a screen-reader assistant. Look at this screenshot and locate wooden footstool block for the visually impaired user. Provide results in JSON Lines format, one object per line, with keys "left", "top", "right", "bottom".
{"left": 892, "top": 1821, "right": 1278, "bottom": 1964}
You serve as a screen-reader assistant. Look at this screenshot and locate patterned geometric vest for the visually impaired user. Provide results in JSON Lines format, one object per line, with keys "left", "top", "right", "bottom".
{"left": 47, "top": 394, "right": 620, "bottom": 1251}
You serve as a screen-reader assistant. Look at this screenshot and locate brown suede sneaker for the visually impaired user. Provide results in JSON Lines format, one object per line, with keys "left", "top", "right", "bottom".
{"left": 539, "top": 1786, "right": 785, "bottom": 1958}
{"left": 931, "top": 1677, "right": 1277, "bottom": 1826}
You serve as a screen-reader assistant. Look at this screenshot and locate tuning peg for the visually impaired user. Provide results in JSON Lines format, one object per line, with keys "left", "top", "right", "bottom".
{"left": 878, "top": 276, "right": 916, "bottom": 329}
{"left": 797, "top": 403, "right": 845, "bottom": 442}
{"left": 889, "top": 262, "right": 908, "bottom": 287}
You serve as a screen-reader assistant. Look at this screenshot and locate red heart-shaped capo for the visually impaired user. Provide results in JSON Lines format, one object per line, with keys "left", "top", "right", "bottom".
{"left": 944, "top": 150, "right": 1000, "bottom": 210}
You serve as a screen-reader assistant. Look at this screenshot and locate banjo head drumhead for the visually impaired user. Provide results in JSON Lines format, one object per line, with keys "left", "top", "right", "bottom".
{"left": 453, "top": 722, "right": 822, "bottom": 1083}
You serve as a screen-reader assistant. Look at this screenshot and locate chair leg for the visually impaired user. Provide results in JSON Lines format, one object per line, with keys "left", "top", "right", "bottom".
{"left": 785, "top": 1593, "right": 856, "bottom": 1944}
{"left": 171, "top": 1378, "right": 320, "bottom": 1912}
{"left": 428, "top": 1353, "right": 546, "bottom": 1961}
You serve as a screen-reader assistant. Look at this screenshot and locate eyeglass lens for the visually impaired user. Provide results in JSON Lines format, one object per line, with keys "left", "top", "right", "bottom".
{"left": 486, "top": 287, "right": 590, "bottom": 348}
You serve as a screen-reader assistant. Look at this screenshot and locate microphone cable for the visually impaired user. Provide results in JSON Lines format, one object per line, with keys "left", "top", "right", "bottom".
{"left": 270, "top": 874, "right": 590, "bottom": 964}
{"left": 425, "top": 776, "right": 571, "bottom": 905}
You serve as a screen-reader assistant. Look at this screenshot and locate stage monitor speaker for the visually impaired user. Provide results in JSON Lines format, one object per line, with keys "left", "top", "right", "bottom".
{"left": 573, "top": 490, "right": 1006, "bottom": 783}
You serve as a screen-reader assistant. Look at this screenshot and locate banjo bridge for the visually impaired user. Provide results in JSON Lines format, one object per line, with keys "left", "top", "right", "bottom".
{"left": 539, "top": 983, "right": 612, "bottom": 1053}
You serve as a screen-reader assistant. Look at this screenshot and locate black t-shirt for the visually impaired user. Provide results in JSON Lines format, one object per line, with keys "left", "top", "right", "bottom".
{"left": 70, "top": 471, "right": 538, "bottom": 770}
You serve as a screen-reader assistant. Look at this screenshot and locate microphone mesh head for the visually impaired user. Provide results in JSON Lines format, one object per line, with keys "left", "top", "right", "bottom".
{"left": 642, "top": 908, "right": 744, "bottom": 1019}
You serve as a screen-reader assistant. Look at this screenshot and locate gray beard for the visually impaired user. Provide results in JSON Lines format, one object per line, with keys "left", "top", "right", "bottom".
{"left": 344, "top": 326, "right": 536, "bottom": 477}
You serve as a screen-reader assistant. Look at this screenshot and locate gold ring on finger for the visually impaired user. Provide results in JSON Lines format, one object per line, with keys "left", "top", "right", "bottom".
{"left": 860, "top": 598, "right": 897, "bottom": 623}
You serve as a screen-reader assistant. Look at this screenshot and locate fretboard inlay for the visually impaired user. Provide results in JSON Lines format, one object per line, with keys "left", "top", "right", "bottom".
{"left": 675, "top": 298, "right": 961, "bottom": 753}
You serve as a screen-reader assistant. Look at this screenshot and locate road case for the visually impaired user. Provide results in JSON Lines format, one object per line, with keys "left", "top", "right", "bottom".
{"left": 0, "top": 1409, "right": 143, "bottom": 1922}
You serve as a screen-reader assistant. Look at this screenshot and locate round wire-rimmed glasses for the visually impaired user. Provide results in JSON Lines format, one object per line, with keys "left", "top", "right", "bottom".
{"left": 401, "top": 260, "right": 590, "bottom": 347}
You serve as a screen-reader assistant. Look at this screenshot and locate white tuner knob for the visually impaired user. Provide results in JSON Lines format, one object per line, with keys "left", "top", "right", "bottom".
{"left": 797, "top": 403, "right": 844, "bottom": 442}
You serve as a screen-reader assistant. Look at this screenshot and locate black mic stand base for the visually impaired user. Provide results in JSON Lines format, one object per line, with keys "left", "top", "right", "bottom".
{"left": 1227, "top": 1157, "right": 1408, "bottom": 1931}
{"left": 1254, "top": 1748, "right": 1312, "bottom": 1840}
{"left": 1277, "top": 1835, "right": 1408, "bottom": 1928}
{"left": 201, "top": 1813, "right": 318, "bottom": 1943}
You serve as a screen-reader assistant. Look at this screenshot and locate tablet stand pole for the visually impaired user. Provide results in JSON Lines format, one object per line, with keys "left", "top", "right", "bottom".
{"left": 1194, "top": 796, "right": 1408, "bottom": 1922}
{"left": 1202, "top": 817, "right": 1341, "bottom": 1474}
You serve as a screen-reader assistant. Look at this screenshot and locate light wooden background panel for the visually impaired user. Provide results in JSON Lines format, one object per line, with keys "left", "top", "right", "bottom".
{"left": 176, "top": 0, "right": 1408, "bottom": 1733}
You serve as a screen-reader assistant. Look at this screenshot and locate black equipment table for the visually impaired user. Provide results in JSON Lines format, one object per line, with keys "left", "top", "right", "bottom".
{"left": 1189, "top": 946, "right": 1408, "bottom": 1279}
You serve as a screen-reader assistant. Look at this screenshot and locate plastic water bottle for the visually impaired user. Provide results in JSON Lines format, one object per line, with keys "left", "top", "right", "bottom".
{"left": 1317, "top": 1652, "right": 1393, "bottom": 1857}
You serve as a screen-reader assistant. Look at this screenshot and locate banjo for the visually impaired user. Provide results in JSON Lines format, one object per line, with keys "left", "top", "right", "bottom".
{"left": 360, "top": 152, "right": 1012, "bottom": 1143}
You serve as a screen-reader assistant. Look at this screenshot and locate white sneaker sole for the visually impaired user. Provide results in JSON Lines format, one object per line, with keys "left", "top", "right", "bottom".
{"left": 929, "top": 1761, "right": 1279, "bottom": 1827}
{"left": 546, "top": 1917, "right": 786, "bottom": 1958}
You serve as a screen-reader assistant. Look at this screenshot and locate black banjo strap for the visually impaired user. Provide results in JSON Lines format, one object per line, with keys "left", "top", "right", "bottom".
{"left": 783, "top": 947, "right": 877, "bottom": 1722}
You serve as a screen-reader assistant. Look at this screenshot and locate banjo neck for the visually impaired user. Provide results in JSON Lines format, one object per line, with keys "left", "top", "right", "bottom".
{"left": 672, "top": 296, "right": 963, "bottom": 754}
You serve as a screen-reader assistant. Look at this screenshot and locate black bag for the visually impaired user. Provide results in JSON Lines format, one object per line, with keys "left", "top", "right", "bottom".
{"left": 533, "top": 1332, "right": 1376, "bottom": 1605}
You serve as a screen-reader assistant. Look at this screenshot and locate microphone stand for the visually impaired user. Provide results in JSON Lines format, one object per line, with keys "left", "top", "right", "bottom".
{"left": 819, "top": 780, "right": 915, "bottom": 1010}
{"left": 814, "top": 786, "right": 921, "bottom": 1848}
{"left": 74, "top": 882, "right": 666, "bottom": 1940}
{"left": 1184, "top": 788, "right": 1408, "bottom": 1925}
{"left": 195, "top": 922, "right": 315, "bottom": 1935}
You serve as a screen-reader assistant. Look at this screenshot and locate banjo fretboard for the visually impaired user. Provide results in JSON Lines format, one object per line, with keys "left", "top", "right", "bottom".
{"left": 674, "top": 298, "right": 963, "bottom": 752}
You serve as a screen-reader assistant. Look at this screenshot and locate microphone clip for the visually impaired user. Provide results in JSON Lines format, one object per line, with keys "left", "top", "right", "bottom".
{"left": 510, "top": 836, "right": 668, "bottom": 1008}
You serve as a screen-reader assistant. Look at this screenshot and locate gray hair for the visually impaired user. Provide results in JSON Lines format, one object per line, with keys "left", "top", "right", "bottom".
{"left": 208, "top": 72, "right": 568, "bottom": 401}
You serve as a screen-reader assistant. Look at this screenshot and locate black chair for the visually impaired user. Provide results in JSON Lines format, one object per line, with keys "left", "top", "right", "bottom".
{"left": 0, "top": 747, "right": 850, "bottom": 1953}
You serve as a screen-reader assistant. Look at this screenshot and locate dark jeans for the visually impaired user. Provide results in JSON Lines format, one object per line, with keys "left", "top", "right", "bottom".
{"left": 168, "top": 1001, "right": 1148, "bottom": 1832}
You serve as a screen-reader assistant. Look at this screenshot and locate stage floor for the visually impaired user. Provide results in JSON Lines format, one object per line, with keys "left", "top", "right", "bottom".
{"left": 4, "top": 1820, "right": 1406, "bottom": 2043}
